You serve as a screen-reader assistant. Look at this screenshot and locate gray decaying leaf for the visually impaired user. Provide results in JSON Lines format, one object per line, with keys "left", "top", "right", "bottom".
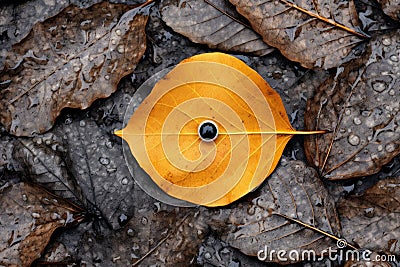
{"left": 0, "top": 2, "right": 148, "bottom": 137}
{"left": 216, "top": 160, "right": 341, "bottom": 264}
{"left": 12, "top": 137, "right": 86, "bottom": 206}
{"left": 0, "top": 182, "right": 83, "bottom": 267}
{"left": 0, "top": 0, "right": 138, "bottom": 50}
{"left": 304, "top": 30, "right": 400, "bottom": 180}
{"left": 160, "top": 0, "right": 274, "bottom": 56}
{"left": 338, "top": 177, "right": 400, "bottom": 255}
{"left": 53, "top": 117, "right": 138, "bottom": 229}
{"left": 10, "top": 114, "right": 142, "bottom": 229}
{"left": 376, "top": 0, "right": 400, "bottom": 21}
{"left": 229, "top": 0, "right": 367, "bottom": 69}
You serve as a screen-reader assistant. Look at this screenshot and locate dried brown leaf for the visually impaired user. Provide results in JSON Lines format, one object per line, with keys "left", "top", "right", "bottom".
{"left": 338, "top": 177, "right": 400, "bottom": 255}
{"left": 0, "top": 183, "right": 83, "bottom": 267}
{"left": 160, "top": 0, "right": 274, "bottom": 56}
{"left": 304, "top": 30, "right": 400, "bottom": 180}
{"left": 221, "top": 160, "right": 341, "bottom": 264}
{"left": 0, "top": 2, "right": 148, "bottom": 136}
{"left": 376, "top": 0, "right": 400, "bottom": 21}
{"left": 229, "top": 0, "right": 367, "bottom": 69}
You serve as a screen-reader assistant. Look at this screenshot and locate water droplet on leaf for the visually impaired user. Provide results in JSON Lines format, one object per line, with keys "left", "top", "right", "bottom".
{"left": 127, "top": 228, "right": 135, "bottom": 236}
{"left": 99, "top": 157, "right": 110, "bottom": 165}
{"left": 385, "top": 143, "right": 396, "bottom": 153}
{"left": 348, "top": 134, "right": 360, "bottom": 146}
{"left": 117, "top": 45, "right": 125, "bottom": 53}
{"left": 364, "top": 207, "right": 374, "bottom": 218}
{"left": 372, "top": 81, "right": 387, "bottom": 92}
{"left": 382, "top": 38, "right": 392, "bottom": 46}
{"left": 353, "top": 117, "right": 362, "bottom": 125}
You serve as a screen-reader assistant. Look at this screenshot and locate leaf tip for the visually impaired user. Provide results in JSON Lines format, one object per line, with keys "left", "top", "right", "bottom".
{"left": 114, "top": 129, "right": 123, "bottom": 138}
{"left": 292, "top": 130, "right": 328, "bottom": 135}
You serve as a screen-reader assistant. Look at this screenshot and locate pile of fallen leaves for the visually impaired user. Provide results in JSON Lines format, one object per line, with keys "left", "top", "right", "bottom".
{"left": 0, "top": 0, "right": 399, "bottom": 266}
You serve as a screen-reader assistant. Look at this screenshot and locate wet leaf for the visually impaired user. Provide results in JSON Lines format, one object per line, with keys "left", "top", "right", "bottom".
{"left": 0, "top": 0, "right": 71, "bottom": 69}
{"left": 0, "top": 182, "right": 84, "bottom": 267}
{"left": 0, "top": 2, "right": 148, "bottom": 136}
{"left": 160, "top": 0, "right": 274, "bottom": 56}
{"left": 198, "top": 235, "right": 266, "bottom": 267}
{"left": 72, "top": 207, "right": 207, "bottom": 266}
{"left": 338, "top": 177, "right": 400, "bottom": 255}
{"left": 304, "top": 30, "right": 400, "bottom": 180}
{"left": 376, "top": 0, "right": 400, "bottom": 21}
{"left": 229, "top": 0, "right": 368, "bottom": 69}
{"left": 0, "top": 135, "right": 15, "bottom": 174}
{"left": 10, "top": 114, "right": 141, "bottom": 229}
{"left": 0, "top": 0, "right": 145, "bottom": 69}
{"left": 220, "top": 160, "right": 342, "bottom": 264}
{"left": 54, "top": 116, "right": 138, "bottom": 229}
{"left": 12, "top": 138, "right": 86, "bottom": 206}
{"left": 129, "top": 209, "right": 205, "bottom": 266}
{"left": 356, "top": 0, "right": 399, "bottom": 35}
{"left": 116, "top": 53, "right": 324, "bottom": 206}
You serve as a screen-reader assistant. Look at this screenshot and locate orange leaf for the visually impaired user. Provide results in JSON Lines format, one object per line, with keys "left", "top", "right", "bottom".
{"left": 115, "top": 53, "right": 324, "bottom": 206}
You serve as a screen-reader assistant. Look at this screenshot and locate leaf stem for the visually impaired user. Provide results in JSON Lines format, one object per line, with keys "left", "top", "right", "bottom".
{"left": 273, "top": 212, "right": 359, "bottom": 251}
{"left": 279, "top": 0, "right": 370, "bottom": 39}
{"left": 139, "top": 0, "right": 155, "bottom": 8}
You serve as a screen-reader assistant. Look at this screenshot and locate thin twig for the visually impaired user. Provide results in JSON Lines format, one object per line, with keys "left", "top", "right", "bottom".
{"left": 273, "top": 212, "right": 359, "bottom": 251}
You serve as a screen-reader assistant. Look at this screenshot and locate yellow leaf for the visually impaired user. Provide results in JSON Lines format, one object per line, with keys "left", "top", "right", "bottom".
{"left": 115, "top": 53, "right": 324, "bottom": 206}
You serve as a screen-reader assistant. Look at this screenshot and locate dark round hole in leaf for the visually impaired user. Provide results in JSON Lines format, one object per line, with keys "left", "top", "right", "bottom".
{"left": 198, "top": 120, "right": 218, "bottom": 142}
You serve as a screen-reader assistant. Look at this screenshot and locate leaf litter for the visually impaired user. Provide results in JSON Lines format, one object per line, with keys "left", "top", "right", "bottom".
{"left": 11, "top": 115, "right": 141, "bottom": 229}
{"left": 0, "top": 182, "right": 84, "bottom": 267}
{"left": 13, "top": 138, "right": 85, "bottom": 205}
{"left": 0, "top": 0, "right": 71, "bottom": 69}
{"left": 160, "top": 0, "right": 274, "bottom": 56}
{"left": 212, "top": 160, "right": 343, "bottom": 263}
{"left": 1, "top": 0, "right": 400, "bottom": 265}
{"left": 229, "top": 0, "right": 369, "bottom": 69}
{"left": 338, "top": 177, "right": 400, "bottom": 255}
{"left": 305, "top": 30, "right": 400, "bottom": 180}
{"left": 0, "top": 1, "right": 149, "bottom": 136}
{"left": 35, "top": 160, "right": 347, "bottom": 265}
